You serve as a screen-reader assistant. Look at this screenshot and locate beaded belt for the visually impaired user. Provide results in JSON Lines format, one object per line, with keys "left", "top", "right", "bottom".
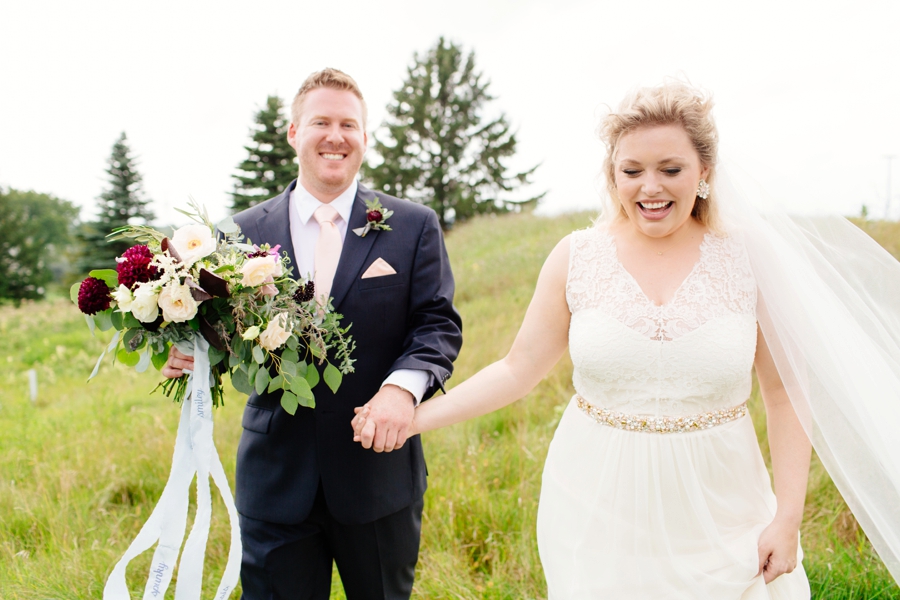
{"left": 575, "top": 395, "right": 748, "bottom": 434}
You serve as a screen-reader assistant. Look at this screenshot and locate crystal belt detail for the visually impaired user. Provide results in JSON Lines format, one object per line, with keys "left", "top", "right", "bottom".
{"left": 575, "top": 395, "right": 748, "bottom": 434}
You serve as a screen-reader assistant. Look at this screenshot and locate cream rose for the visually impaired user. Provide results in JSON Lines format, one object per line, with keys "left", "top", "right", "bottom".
{"left": 241, "top": 256, "right": 281, "bottom": 287}
{"left": 258, "top": 313, "right": 291, "bottom": 351}
{"left": 112, "top": 284, "right": 134, "bottom": 312}
{"left": 131, "top": 282, "right": 160, "bottom": 323}
{"left": 170, "top": 224, "right": 216, "bottom": 267}
{"left": 158, "top": 282, "right": 199, "bottom": 323}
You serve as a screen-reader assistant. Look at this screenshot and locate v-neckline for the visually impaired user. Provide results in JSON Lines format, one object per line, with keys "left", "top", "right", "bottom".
{"left": 605, "top": 230, "right": 711, "bottom": 309}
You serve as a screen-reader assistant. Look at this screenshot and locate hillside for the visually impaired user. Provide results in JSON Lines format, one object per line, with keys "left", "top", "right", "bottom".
{"left": 0, "top": 212, "right": 898, "bottom": 598}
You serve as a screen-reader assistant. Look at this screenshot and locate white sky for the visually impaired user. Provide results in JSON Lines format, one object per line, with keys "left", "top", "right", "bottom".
{"left": 2, "top": 0, "right": 899, "bottom": 228}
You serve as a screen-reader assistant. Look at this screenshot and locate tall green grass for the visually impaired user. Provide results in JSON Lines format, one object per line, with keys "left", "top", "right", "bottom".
{"left": 1, "top": 213, "right": 898, "bottom": 598}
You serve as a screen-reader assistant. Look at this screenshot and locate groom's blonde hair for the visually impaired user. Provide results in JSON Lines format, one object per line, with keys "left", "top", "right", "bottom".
{"left": 291, "top": 68, "right": 368, "bottom": 127}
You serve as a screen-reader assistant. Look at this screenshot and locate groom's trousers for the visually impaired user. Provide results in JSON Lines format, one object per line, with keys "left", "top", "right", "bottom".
{"left": 239, "top": 481, "right": 424, "bottom": 600}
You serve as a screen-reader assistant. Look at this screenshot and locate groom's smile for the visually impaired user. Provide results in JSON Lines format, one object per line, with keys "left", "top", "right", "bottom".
{"left": 289, "top": 87, "right": 368, "bottom": 203}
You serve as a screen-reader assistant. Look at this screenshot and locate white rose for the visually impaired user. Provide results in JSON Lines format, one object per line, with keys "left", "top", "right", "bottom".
{"left": 112, "top": 284, "right": 134, "bottom": 312}
{"left": 258, "top": 313, "right": 291, "bottom": 351}
{"left": 131, "top": 282, "right": 160, "bottom": 323}
{"left": 158, "top": 282, "right": 199, "bottom": 323}
{"left": 241, "top": 256, "right": 280, "bottom": 287}
{"left": 170, "top": 224, "right": 216, "bottom": 267}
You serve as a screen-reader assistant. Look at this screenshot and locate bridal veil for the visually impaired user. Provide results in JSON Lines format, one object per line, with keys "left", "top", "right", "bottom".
{"left": 717, "top": 163, "right": 900, "bottom": 582}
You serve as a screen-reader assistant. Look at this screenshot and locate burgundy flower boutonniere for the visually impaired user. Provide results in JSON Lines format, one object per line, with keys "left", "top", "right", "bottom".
{"left": 352, "top": 198, "right": 393, "bottom": 238}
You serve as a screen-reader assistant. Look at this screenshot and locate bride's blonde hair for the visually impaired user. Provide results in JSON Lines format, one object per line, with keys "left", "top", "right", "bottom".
{"left": 598, "top": 81, "right": 721, "bottom": 231}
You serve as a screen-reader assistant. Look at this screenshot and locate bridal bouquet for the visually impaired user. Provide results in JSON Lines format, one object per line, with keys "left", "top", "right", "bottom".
{"left": 72, "top": 200, "right": 355, "bottom": 414}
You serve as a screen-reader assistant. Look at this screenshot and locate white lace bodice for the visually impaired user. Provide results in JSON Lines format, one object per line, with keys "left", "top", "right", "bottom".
{"left": 566, "top": 226, "right": 758, "bottom": 416}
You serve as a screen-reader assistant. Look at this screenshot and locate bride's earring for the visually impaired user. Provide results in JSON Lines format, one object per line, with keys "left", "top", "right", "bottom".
{"left": 697, "top": 179, "right": 710, "bottom": 200}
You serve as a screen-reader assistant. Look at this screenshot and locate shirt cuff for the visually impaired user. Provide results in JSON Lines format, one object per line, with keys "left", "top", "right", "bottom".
{"left": 382, "top": 369, "right": 433, "bottom": 405}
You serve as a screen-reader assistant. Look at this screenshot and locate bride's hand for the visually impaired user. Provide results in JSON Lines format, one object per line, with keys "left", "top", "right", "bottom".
{"left": 756, "top": 517, "right": 800, "bottom": 583}
{"left": 352, "top": 405, "right": 419, "bottom": 448}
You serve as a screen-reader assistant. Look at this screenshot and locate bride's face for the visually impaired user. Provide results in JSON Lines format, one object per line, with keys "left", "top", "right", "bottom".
{"left": 613, "top": 124, "right": 709, "bottom": 239}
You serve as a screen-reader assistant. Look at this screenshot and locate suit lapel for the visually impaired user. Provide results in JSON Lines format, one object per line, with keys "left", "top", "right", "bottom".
{"left": 329, "top": 184, "right": 378, "bottom": 310}
{"left": 254, "top": 181, "right": 300, "bottom": 279}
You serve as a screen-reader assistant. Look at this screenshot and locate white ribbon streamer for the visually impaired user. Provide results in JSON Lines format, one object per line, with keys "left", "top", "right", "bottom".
{"left": 104, "top": 334, "right": 242, "bottom": 600}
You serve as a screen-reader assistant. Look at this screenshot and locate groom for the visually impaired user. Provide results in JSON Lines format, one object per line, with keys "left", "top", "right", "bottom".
{"left": 165, "top": 68, "right": 462, "bottom": 598}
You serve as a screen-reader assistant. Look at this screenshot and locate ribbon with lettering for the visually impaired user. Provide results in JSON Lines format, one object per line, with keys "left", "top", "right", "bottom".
{"left": 103, "top": 334, "right": 241, "bottom": 600}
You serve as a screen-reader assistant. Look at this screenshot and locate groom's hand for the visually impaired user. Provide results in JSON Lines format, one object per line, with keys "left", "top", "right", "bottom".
{"left": 162, "top": 346, "right": 194, "bottom": 379}
{"left": 353, "top": 384, "right": 414, "bottom": 452}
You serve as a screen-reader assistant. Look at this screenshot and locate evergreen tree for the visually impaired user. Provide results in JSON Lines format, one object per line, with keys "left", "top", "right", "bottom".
{"left": 0, "top": 187, "right": 79, "bottom": 303}
{"left": 78, "top": 132, "right": 154, "bottom": 271}
{"left": 363, "top": 37, "right": 543, "bottom": 229}
{"left": 231, "top": 95, "right": 297, "bottom": 212}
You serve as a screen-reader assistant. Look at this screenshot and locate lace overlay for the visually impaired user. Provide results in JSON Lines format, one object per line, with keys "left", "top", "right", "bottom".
{"left": 566, "top": 226, "right": 758, "bottom": 416}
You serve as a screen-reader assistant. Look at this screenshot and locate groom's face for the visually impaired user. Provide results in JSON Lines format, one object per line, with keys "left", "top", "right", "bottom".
{"left": 289, "top": 87, "right": 368, "bottom": 202}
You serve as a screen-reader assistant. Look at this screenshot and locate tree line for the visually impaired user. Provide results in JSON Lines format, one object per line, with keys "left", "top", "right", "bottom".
{"left": 0, "top": 38, "right": 541, "bottom": 303}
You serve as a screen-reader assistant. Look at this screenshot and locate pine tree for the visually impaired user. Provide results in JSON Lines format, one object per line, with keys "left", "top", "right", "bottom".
{"left": 78, "top": 132, "right": 154, "bottom": 272}
{"left": 231, "top": 95, "right": 297, "bottom": 212}
{"left": 363, "top": 37, "right": 544, "bottom": 229}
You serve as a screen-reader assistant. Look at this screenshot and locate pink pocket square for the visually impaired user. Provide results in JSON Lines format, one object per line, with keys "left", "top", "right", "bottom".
{"left": 361, "top": 258, "right": 397, "bottom": 279}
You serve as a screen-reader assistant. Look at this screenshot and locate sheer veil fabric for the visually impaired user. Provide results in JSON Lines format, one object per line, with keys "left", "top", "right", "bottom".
{"left": 716, "top": 163, "right": 900, "bottom": 582}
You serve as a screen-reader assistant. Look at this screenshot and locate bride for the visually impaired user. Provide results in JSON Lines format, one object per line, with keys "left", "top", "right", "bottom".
{"left": 353, "top": 82, "right": 900, "bottom": 598}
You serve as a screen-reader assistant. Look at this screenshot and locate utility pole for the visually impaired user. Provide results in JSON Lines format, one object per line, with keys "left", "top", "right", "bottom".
{"left": 886, "top": 155, "right": 896, "bottom": 220}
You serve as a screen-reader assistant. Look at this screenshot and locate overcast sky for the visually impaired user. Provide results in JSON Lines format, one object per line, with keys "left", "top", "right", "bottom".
{"left": 2, "top": 0, "right": 899, "bottom": 228}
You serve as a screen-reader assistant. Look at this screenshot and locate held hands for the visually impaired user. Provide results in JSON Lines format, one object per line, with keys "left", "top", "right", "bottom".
{"left": 351, "top": 385, "right": 416, "bottom": 452}
{"left": 757, "top": 517, "right": 800, "bottom": 584}
{"left": 162, "top": 346, "right": 194, "bottom": 379}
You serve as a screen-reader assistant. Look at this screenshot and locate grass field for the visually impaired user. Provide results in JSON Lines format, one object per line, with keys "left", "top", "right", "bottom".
{"left": 1, "top": 213, "right": 899, "bottom": 598}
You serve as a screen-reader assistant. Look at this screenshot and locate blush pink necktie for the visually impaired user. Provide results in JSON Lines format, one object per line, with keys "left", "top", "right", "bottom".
{"left": 313, "top": 204, "right": 342, "bottom": 305}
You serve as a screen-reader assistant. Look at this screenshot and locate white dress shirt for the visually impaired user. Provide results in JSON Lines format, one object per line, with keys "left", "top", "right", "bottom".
{"left": 289, "top": 180, "right": 431, "bottom": 404}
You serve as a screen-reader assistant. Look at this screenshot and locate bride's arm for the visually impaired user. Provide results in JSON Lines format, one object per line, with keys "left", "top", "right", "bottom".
{"left": 353, "top": 235, "right": 572, "bottom": 450}
{"left": 753, "top": 325, "right": 812, "bottom": 583}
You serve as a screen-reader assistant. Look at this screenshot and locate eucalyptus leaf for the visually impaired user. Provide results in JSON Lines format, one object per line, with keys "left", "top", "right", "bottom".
{"left": 94, "top": 310, "right": 113, "bottom": 332}
{"left": 151, "top": 348, "right": 169, "bottom": 371}
{"left": 252, "top": 345, "right": 265, "bottom": 364}
{"left": 106, "top": 330, "right": 122, "bottom": 354}
{"left": 84, "top": 314, "right": 96, "bottom": 336}
{"left": 305, "top": 365, "right": 320, "bottom": 390}
{"left": 209, "top": 347, "right": 226, "bottom": 367}
{"left": 123, "top": 312, "right": 142, "bottom": 329}
{"left": 282, "top": 348, "right": 299, "bottom": 365}
{"left": 248, "top": 361, "right": 259, "bottom": 385}
{"left": 290, "top": 375, "right": 313, "bottom": 400}
{"left": 254, "top": 368, "right": 270, "bottom": 395}
{"left": 280, "top": 391, "right": 299, "bottom": 415}
{"left": 88, "top": 351, "right": 105, "bottom": 381}
{"left": 216, "top": 216, "right": 239, "bottom": 234}
{"left": 229, "top": 352, "right": 241, "bottom": 369}
{"left": 136, "top": 348, "right": 151, "bottom": 373}
{"left": 70, "top": 282, "right": 81, "bottom": 304}
{"left": 267, "top": 374, "right": 284, "bottom": 392}
{"left": 296, "top": 360, "right": 308, "bottom": 377}
{"left": 309, "top": 344, "right": 324, "bottom": 359}
{"left": 231, "top": 369, "right": 253, "bottom": 395}
{"left": 117, "top": 348, "right": 140, "bottom": 367}
{"left": 88, "top": 269, "right": 119, "bottom": 288}
{"left": 110, "top": 310, "right": 124, "bottom": 330}
{"left": 298, "top": 392, "right": 315, "bottom": 409}
{"left": 286, "top": 335, "right": 299, "bottom": 351}
{"left": 281, "top": 360, "right": 297, "bottom": 379}
{"left": 323, "top": 363, "right": 342, "bottom": 394}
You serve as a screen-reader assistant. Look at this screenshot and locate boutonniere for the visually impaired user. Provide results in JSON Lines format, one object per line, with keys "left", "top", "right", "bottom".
{"left": 352, "top": 198, "right": 393, "bottom": 238}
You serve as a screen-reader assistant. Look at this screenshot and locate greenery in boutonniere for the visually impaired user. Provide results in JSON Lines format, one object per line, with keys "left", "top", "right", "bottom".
{"left": 353, "top": 198, "right": 393, "bottom": 238}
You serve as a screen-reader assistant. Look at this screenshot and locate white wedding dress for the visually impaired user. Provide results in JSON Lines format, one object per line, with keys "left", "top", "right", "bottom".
{"left": 537, "top": 225, "right": 810, "bottom": 599}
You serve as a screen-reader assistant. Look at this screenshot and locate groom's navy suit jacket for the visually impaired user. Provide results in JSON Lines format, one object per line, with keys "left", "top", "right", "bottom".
{"left": 232, "top": 180, "right": 462, "bottom": 526}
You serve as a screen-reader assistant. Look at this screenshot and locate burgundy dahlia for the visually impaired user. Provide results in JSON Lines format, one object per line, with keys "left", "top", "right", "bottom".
{"left": 117, "top": 245, "right": 158, "bottom": 289}
{"left": 293, "top": 281, "right": 315, "bottom": 304}
{"left": 77, "top": 277, "right": 112, "bottom": 315}
{"left": 366, "top": 210, "right": 383, "bottom": 223}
